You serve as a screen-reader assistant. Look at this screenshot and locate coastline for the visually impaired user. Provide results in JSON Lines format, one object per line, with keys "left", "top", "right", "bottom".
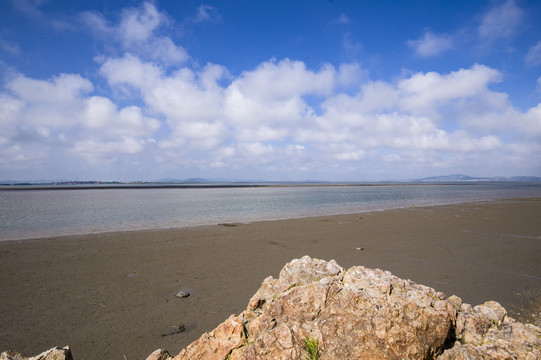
{"left": 1, "top": 198, "right": 540, "bottom": 359}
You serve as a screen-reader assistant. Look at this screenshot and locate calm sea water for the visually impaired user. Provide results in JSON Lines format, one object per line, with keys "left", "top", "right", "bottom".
{"left": 1, "top": 183, "right": 541, "bottom": 241}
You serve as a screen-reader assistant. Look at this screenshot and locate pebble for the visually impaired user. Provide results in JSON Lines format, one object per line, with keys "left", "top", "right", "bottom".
{"left": 175, "top": 290, "right": 190, "bottom": 298}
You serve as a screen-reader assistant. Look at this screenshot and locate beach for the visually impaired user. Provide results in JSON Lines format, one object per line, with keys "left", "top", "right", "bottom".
{"left": 1, "top": 198, "right": 540, "bottom": 360}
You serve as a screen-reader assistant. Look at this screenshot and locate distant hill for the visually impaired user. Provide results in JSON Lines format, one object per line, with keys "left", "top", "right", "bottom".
{"left": 418, "top": 174, "right": 541, "bottom": 182}
{"left": 2, "top": 174, "right": 540, "bottom": 186}
{"left": 153, "top": 177, "right": 248, "bottom": 183}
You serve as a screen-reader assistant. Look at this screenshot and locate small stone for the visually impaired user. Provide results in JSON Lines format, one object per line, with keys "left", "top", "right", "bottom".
{"left": 175, "top": 291, "right": 190, "bottom": 298}
{"left": 161, "top": 325, "right": 186, "bottom": 337}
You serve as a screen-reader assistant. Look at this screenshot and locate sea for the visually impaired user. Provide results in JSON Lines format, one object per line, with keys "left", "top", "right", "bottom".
{"left": 1, "top": 182, "right": 541, "bottom": 241}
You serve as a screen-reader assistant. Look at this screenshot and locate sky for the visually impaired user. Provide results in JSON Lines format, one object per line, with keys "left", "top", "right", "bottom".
{"left": 1, "top": 0, "right": 541, "bottom": 182}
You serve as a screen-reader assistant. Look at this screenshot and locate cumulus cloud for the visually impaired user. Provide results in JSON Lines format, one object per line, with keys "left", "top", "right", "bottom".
{"left": 118, "top": 2, "right": 163, "bottom": 44}
{"left": 2, "top": 0, "right": 541, "bottom": 180}
{"left": 0, "top": 72, "right": 159, "bottom": 170}
{"left": 396, "top": 64, "right": 502, "bottom": 116}
{"left": 3, "top": 1, "right": 540, "bottom": 180}
{"left": 2, "top": 51, "right": 540, "bottom": 179}
{"left": 478, "top": 0, "right": 523, "bottom": 42}
{"left": 94, "top": 52, "right": 541, "bottom": 177}
{"left": 230, "top": 58, "right": 335, "bottom": 100}
{"left": 407, "top": 31, "right": 453, "bottom": 57}
{"left": 81, "top": 2, "right": 188, "bottom": 64}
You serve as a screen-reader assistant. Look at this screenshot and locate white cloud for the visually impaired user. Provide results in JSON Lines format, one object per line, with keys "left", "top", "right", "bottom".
{"left": 342, "top": 33, "right": 362, "bottom": 55}
{"left": 3, "top": 1, "right": 541, "bottom": 180}
{"left": 479, "top": 0, "right": 523, "bottom": 42}
{"left": 100, "top": 54, "right": 227, "bottom": 148}
{"left": 397, "top": 64, "right": 502, "bottom": 116}
{"left": 0, "top": 72, "right": 159, "bottom": 167}
{"left": 526, "top": 41, "right": 541, "bottom": 66}
{"left": 82, "top": 96, "right": 160, "bottom": 137}
{"left": 333, "top": 14, "right": 351, "bottom": 25}
{"left": 336, "top": 63, "right": 367, "bottom": 88}
{"left": 79, "top": 11, "right": 109, "bottom": 35}
{"left": 81, "top": 2, "right": 188, "bottom": 64}
{"left": 100, "top": 53, "right": 162, "bottom": 88}
{"left": 194, "top": 4, "right": 219, "bottom": 23}
{"left": 11, "top": 0, "right": 46, "bottom": 18}
{"left": 231, "top": 58, "right": 335, "bottom": 100}
{"left": 334, "top": 149, "right": 365, "bottom": 161}
{"left": 0, "top": 39, "right": 21, "bottom": 55}
{"left": 223, "top": 59, "right": 338, "bottom": 143}
{"left": 2, "top": 49, "right": 540, "bottom": 179}
{"left": 118, "top": 2, "right": 162, "bottom": 44}
{"left": 407, "top": 31, "right": 453, "bottom": 57}
{"left": 522, "top": 103, "right": 541, "bottom": 139}
{"left": 5, "top": 73, "right": 93, "bottom": 129}
{"left": 74, "top": 137, "right": 145, "bottom": 158}
{"left": 7, "top": 73, "right": 92, "bottom": 104}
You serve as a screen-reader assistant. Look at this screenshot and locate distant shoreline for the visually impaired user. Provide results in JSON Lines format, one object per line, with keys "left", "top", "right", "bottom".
{"left": 1, "top": 181, "right": 537, "bottom": 191}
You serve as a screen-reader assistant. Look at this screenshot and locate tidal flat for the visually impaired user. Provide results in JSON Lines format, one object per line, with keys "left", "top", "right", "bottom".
{"left": 1, "top": 198, "right": 540, "bottom": 359}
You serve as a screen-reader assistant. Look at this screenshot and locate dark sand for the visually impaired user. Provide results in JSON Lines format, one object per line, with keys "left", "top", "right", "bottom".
{"left": 1, "top": 198, "right": 540, "bottom": 359}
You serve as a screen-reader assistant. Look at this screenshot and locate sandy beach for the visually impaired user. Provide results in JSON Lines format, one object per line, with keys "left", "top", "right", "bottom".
{"left": 1, "top": 198, "right": 540, "bottom": 359}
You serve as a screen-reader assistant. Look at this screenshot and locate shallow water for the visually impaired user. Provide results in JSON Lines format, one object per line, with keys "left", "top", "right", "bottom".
{"left": 1, "top": 182, "right": 541, "bottom": 241}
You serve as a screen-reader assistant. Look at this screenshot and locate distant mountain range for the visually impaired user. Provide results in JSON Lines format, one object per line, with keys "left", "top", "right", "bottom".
{"left": 1, "top": 174, "right": 540, "bottom": 185}
{"left": 155, "top": 174, "right": 541, "bottom": 183}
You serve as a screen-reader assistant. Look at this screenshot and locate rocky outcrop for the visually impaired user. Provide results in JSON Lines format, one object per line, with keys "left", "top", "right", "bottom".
{"left": 0, "top": 346, "right": 73, "bottom": 360}
{"left": 148, "top": 256, "right": 541, "bottom": 360}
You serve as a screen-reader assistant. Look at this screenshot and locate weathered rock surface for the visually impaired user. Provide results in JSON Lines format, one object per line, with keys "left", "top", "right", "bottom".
{"left": 148, "top": 256, "right": 541, "bottom": 360}
{"left": 0, "top": 346, "right": 73, "bottom": 360}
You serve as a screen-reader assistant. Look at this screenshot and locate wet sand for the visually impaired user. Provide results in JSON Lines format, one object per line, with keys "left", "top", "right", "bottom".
{"left": 1, "top": 198, "right": 540, "bottom": 359}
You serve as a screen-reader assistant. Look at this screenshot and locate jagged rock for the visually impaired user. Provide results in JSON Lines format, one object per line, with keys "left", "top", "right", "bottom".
{"left": 146, "top": 349, "right": 171, "bottom": 360}
{"left": 440, "top": 302, "right": 541, "bottom": 360}
{"left": 0, "top": 346, "right": 73, "bottom": 360}
{"left": 148, "top": 256, "right": 540, "bottom": 359}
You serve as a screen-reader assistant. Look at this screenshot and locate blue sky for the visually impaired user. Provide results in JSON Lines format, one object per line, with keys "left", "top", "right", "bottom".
{"left": 1, "top": 0, "right": 540, "bottom": 181}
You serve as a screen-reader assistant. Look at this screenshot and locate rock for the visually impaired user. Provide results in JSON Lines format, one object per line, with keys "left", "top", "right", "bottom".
{"left": 147, "top": 256, "right": 541, "bottom": 360}
{"left": 175, "top": 291, "right": 190, "bottom": 298}
{"left": 440, "top": 301, "right": 541, "bottom": 360}
{"left": 173, "top": 315, "right": 246, "bottom": 360}
{"left": 0, "top": 346, "right": 73, "bottom": 360}
{"left": 146, "top": 349, "right": 171, "bottom": 360}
